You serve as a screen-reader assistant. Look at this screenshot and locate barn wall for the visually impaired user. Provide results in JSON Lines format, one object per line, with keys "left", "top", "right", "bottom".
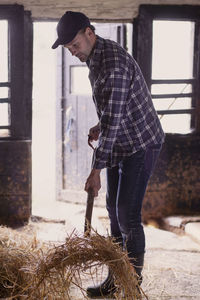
{"left": 143, "top": 133, "right": 200, "bottom": 222}
{"left": 0, "top": 141, "right": 31, "bottom": 227}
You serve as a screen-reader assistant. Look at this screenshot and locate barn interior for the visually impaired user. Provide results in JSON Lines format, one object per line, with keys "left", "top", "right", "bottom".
{"left": 0, "top": 1, "right": 200, "bottom": 299}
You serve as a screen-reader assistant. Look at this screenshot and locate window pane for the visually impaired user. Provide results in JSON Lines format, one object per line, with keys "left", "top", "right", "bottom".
{"left": 0, "top": 20, "right": 8, "bottom": 82}
{"left": 0, "top": 103, "right": 10, "bottom": 126}
{"left": 151, "top": 83, "right": 192, "bottom": 95}
{"left": 152, "top": 21, "right": 194, "bottom": 79}
{"left": 159, "top": 114, "right": 191, "bottom": 134}
{"left": 153, "top": 97, "right": 191, "bottom": 111}
{"left": 70, "top": 66, "right": 92, "bottom": 95}
{"left": 0, "top": 87, "right": 9, "bottom": 98}
{"left": 0, "top": 129, "right": 10, "bottom": 137}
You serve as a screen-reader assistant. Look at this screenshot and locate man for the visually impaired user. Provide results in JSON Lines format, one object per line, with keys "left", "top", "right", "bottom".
{"left": 52, "top": 11, "right": 165, "bottom": 298}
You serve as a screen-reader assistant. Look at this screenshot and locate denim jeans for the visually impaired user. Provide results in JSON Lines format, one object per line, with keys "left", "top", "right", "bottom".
{"left": 106, "top": 144, "right": 162, "bottom": 258}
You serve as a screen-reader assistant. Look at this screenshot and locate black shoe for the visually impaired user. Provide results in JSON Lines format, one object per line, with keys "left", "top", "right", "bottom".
{"left": 87, "top": 271, "right": 116, "bottom": 298}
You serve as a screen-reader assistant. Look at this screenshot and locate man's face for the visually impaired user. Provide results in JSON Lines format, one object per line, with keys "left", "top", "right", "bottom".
{"left": 64, "top": 28, "right": 95, "bottom": 62}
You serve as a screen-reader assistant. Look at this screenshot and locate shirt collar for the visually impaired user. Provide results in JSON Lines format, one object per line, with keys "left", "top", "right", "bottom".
{"left": 86, "top": 35, "right": 104, "bottom": 70}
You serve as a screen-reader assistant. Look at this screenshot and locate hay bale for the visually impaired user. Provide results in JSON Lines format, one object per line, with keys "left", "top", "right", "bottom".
{"left": 0, "top": 226, "right": 144, "bottom": 299}
{"left": 0, "top": 226, "right": 41, "bottom": 298}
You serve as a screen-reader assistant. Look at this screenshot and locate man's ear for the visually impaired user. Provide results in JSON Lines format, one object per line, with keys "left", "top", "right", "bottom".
{"left": 86, "top": 27, "right": 93, "bottom": 37}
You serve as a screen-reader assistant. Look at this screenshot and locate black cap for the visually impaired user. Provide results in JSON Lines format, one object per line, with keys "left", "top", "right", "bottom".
{"left": 52, "top": 11, "right": 90, "bottom": 49}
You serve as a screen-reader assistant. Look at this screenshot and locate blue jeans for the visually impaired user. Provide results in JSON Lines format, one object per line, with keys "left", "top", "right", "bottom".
{"left": 106, "top": 144, "right": 161, "bottom": 258}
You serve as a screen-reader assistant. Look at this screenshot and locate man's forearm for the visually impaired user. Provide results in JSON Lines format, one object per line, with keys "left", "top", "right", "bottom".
{"left": 90, "top": 168, "right": 101, "bottom": 175}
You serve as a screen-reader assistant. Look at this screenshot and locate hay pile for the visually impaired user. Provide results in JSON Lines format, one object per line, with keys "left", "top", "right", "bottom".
{"left": 0, "top": 226, "right": 145, "bottom": 299}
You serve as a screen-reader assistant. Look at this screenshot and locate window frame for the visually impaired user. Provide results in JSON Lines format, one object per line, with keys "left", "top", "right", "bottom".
{"left": 133, "top": 5, "right": 200, "bottom": 133}
{"left": 0, "top": 5, "right": 33, "bottom": 139}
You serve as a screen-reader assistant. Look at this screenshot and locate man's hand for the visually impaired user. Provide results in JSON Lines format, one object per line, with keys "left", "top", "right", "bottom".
{"left": 85, "top": 168, "right": 101, "bottom": 197}
{"left": 88, "top": 124, "right": 100, "bottom": 143}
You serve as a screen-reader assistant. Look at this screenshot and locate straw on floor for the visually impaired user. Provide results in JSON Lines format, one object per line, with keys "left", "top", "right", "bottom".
{"left": 0, "top": 226, "right": 145, "bottom": 299}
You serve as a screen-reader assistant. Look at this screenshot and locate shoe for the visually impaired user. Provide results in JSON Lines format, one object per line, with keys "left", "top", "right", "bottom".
{"left": 86, "top": 271, "right": 116, "bottom": 298}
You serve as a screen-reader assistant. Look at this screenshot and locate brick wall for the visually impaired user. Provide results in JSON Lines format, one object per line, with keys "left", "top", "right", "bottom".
{"left": 0, "top": 141, "right": 31, "bottom": 227}
{"left": 143, "top": 134, "right": 200, "bottom": 223}
{"left": 1, "top": 0, "right": 200, "bottom": 19}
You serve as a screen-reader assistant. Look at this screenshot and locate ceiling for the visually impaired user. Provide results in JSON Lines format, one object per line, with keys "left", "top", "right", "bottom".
{"left": 1, "top": 0, "right": 200, "bottom": 21}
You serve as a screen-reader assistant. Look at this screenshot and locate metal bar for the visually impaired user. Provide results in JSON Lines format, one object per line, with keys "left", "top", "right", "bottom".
{"left": 0, "top": 98, "right": 10, "bottom": 103}
{"left": 151, "top": 79, "right": 195, "bottom": 84}
{"left": 157, "top": 109, "right": 195, "bottom": 115}
{"left": 0, "top": 82, "right": 10, "bottom": 87}
{"left": 152, "top": 93, "right": 193, "bottom": 99}
{"left": 0, "top": 126, "right": 10, "bottom": 129}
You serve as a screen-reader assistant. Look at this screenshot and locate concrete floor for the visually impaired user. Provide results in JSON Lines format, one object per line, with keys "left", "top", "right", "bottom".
{"left": 31, "top": 197, "right": 200, "bottom": 300}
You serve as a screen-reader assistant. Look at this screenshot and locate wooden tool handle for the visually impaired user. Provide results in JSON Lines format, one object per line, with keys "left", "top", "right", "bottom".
{"left": 84, "top": 189, "right": 94, "bottom": 236}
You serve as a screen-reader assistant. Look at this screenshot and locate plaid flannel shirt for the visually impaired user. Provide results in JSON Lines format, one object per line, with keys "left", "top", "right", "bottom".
{"left": 87, "top": 35, "right": 165, "bottom": 169}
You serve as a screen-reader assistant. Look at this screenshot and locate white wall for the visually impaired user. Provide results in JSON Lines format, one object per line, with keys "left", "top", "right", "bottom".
{"left": 32, "top": 22, "right": 57, "bottom": 212}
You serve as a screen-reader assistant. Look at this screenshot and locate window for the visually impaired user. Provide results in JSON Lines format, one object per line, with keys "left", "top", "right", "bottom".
{"left": 134, "top": 5, "right": 200, "bottom": 134}
{"left": 0, "top": 5, "right": 32, "bottom": 139}
{"left": 151, "top": 20, "right": 195, "bottom": 133}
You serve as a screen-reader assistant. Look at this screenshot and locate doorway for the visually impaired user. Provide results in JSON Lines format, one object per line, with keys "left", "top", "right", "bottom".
{"left": 32, "top": 22, "right": 130, "bottom": 214}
